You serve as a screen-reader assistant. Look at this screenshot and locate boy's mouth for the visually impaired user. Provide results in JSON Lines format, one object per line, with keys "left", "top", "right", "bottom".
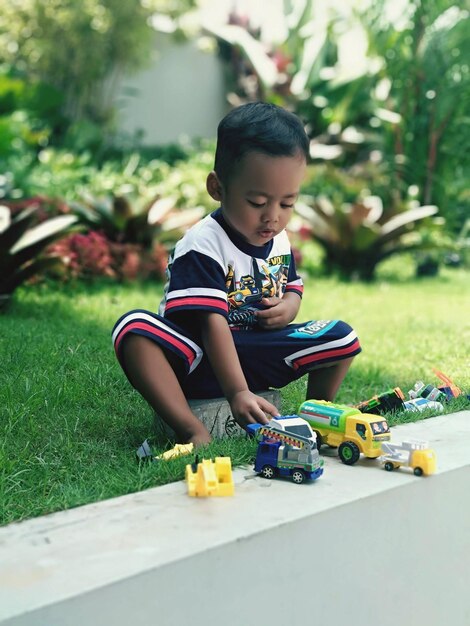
{"left": 257, "top": 229, "right": 275, "bottom": 238}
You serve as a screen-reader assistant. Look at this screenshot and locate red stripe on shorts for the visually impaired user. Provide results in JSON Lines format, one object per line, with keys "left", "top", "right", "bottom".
{"left": 292, "top": 339, "right": 361, "bottom": 370}
{"left": 114, "top": 321, "right": 195, "bottom": 365}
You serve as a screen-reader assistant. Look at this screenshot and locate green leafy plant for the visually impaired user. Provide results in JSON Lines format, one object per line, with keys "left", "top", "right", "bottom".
{"left": 362, "top": 0, "right": 470, "bottom": 231}
{"left": 71, "top": 192, "right": 205, "bottom": 248}
{"left": 296, "top": 193, "right": 439, "bottom": 281}
{"left": 206, "top": 0, "right": 469, "bottom": 231}
{"left": 2, "top": 147, "right": 218, "bottom": 284}
{"left": 0, "top": 203, "right": 77, "bottom": 306}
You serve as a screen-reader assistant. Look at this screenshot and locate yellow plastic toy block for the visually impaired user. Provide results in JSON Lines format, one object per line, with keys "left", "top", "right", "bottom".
{"left": 185, "top": 456, "right": 234, "bottom": 497}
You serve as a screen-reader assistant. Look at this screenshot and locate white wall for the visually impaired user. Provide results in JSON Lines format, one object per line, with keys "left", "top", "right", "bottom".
{"left": 115, "top": 33, "right": 228, "bottom": 145}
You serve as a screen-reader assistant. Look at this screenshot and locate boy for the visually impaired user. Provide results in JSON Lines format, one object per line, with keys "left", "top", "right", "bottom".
{"left": 112, "top": 103, "right": 361, "bottom": 446}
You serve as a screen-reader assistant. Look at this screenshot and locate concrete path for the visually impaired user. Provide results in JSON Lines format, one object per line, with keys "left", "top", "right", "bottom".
{"left": 1, "top": 411, "right": 469, "bottom": 626}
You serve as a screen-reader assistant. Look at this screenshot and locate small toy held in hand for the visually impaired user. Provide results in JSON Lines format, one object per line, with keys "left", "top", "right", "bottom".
{"left": 247, "top": 414, "right": 318, "bottom": 447}
{"left": 380, "top": 440, "right": 436, "bottom": 476}
{"left": 185, "top": 455, "right": 234, "bottom": 497}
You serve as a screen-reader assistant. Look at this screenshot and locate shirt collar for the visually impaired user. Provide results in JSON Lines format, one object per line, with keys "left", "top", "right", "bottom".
{"left": 211, "top": 208, "right": 274, "bottom": 259}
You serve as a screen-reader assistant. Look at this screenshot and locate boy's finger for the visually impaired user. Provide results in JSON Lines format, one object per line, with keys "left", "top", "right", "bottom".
{"left": 261, "top": 297, "right": 280, "bottom": 307}
{"left": 250, "top": 405, "right": 270, "bottom": 424}
{"left": 259, "top": 399, "right": 280, "bottom": 418}
{"left": 256, "top": 307, "right": 278, "bottom": 319}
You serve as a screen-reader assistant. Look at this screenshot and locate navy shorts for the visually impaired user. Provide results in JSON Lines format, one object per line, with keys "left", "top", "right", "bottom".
{"left": 112, "top": 310, "right": 361, "bottom": 399}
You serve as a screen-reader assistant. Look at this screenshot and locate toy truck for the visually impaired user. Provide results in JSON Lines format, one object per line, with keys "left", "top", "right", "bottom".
{"left": 356, "top": 387, "right": 405, "bottom": 415}
{"left": 253, "top": 423, "right": 324, "bottom": 484}
{"left": 380, "top": 440, "right": 436, "bottom": 476}
{"left": 298, "top": 399, "right": 391, "bottom": 465}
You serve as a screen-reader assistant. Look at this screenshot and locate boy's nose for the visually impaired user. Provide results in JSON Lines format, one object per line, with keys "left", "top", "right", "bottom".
{"left": 262, "top": 205, "right": 279, "bottom": 223}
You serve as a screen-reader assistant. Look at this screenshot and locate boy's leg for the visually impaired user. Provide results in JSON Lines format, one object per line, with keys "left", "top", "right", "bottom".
{"left": 230, "top": 319, "right": 361, "bottom": 402}
{"left": 121, "top": 334, "right": 211, "bottom": 446}
{"left": 306, "top": 357, "right": 355, "bottom": 402}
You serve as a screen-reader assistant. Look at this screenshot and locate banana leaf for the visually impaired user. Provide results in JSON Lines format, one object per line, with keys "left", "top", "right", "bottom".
{"left": 203, "top": 23, "right": 278, "bottom": 89}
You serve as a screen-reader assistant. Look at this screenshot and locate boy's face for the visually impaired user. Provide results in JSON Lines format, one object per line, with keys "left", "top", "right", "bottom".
{"left": 207, "top": 151, "right": 306, "bottom": 246}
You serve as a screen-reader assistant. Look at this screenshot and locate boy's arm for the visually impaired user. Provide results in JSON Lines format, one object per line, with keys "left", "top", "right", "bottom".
{"left": 255, "top": 291, "right": 301, "bottom": 330}
{"left": 198, "top": 312, "right": 279, "bottom": 428}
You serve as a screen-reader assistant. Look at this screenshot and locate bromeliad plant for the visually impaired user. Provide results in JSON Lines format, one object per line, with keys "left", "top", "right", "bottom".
{"left": 70, "top": 192, "right": 205, "bottom": 249}
{"left": 66, "top": 150, "right": 215, "bottom": 248}
{"left": 0, "top": 203, "right": 78, "bottom": 307}
{"left": 295, "top": 192, "right": 439, "bottom": 281}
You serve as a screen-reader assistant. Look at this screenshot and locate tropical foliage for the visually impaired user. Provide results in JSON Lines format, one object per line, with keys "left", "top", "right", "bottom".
{"left": 0, "top": 0, "right": 197, "bottom": 136}
{"left": 293, "top": 162, "right": 453, "bottom": 279}
{"left": 296, "top": 192, "right": 438, "bottom": 281}
{"left": 0, "top": 202, "right": 77, "bottom": 305}
{"left": 1, "top": 0, "right": 468, "bottom": 287}
{"left": 363, "top": 0, "right": 470, "bottom": 232}
{"left": 206, "top": 0, "right": 469, "bottom": 235}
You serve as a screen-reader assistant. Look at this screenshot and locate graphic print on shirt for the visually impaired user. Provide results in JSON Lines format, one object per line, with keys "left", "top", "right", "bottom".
{"left": 226, "top": 257, "right": 290, "bottom": 328}
{"left": 159, "top": 211, "right": 304, "bottom": 326}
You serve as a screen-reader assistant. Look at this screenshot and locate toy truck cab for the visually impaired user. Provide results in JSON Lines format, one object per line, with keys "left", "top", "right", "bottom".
{"left": 299, "top": 400, "right": 391, "bottom": 465}
{"left": 269, "top": 415, "right": 317, "bottom": 448}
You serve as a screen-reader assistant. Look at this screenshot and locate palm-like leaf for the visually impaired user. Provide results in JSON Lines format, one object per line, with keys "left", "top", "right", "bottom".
{"left": 297, "top": 195, "right": 440, "bottom": 280}
{"left": 0, "top": 206, "right": 78, "bottom": 300}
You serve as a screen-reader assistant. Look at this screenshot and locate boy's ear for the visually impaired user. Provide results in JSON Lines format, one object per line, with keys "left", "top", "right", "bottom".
{"left": 206, "top": 171, "right": 223, "bottom": 201}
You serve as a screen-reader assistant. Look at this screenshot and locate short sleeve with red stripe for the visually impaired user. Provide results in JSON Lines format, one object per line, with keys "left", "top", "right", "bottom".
{"left": 164, "top": 250, "right": 229, "bottom": 318}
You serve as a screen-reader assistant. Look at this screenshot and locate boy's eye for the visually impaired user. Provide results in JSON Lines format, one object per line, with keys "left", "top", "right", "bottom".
{"left": 248, "top": 201, "right": 295, "bottom": 209}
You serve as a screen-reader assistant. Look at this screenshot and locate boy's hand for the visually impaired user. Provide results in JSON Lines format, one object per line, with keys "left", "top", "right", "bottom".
{"left": 229, "top": 390, "right": 279, "bottom": 429}
{"left": 255, "top": 295, "right": 300, "bottom": 329}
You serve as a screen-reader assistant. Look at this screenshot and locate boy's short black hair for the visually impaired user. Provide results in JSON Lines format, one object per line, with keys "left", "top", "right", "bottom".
{"left": 214, "top": 102, "right": 309, "bottom": 184}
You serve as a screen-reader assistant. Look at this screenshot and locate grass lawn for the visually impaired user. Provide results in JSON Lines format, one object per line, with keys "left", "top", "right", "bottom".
{"left": 1, "top": 266, "right": 469, "bottom": 525}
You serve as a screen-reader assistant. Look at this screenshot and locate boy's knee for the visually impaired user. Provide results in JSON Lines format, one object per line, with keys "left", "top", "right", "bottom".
{"left": 121, "top": 332, "right": 152, "bottom": 358}
{"left": 335, "top": 319, "right": 357, "bottom": 337}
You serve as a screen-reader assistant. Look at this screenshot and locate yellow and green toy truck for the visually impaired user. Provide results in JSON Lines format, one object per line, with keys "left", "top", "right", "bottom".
{"left": 298, "top": 399, "right": 391, "bottom": 465}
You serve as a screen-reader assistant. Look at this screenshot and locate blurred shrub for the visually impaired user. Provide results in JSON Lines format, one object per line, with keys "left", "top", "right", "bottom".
{"left": 0, "top": 145, "right": 216, "bottom": 283}
{"left": 47, "top": 231, "right": 168, "bottom": 282}
{"left": 2, "top": 147, "right": 215, "bottom": 209}
{"left": 208, "top": 0, "right": 469, "bottom": 234}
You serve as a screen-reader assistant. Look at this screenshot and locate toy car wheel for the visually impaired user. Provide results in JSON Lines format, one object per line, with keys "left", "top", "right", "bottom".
{"left": 292, "top": 470, "right": 305, "bottom": 484}
{"left": 413, "top": 467, "right": 423, "bottom": 477}
{"left": 261, "top": 465, "right": 275, "bottom": 479}
{"left": 384, "top": 461, "right": 394, "bottom": 472}
{"left": 338, "top": 441, "right": 360, "bottom": 465}
{"left": 314, "top": 430, "right": 323, "bottom": 449}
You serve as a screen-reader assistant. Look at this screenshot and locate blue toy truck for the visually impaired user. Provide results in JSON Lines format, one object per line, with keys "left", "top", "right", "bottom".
{"left": 253, "top": 422, "right": 324, "bottom": 484}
